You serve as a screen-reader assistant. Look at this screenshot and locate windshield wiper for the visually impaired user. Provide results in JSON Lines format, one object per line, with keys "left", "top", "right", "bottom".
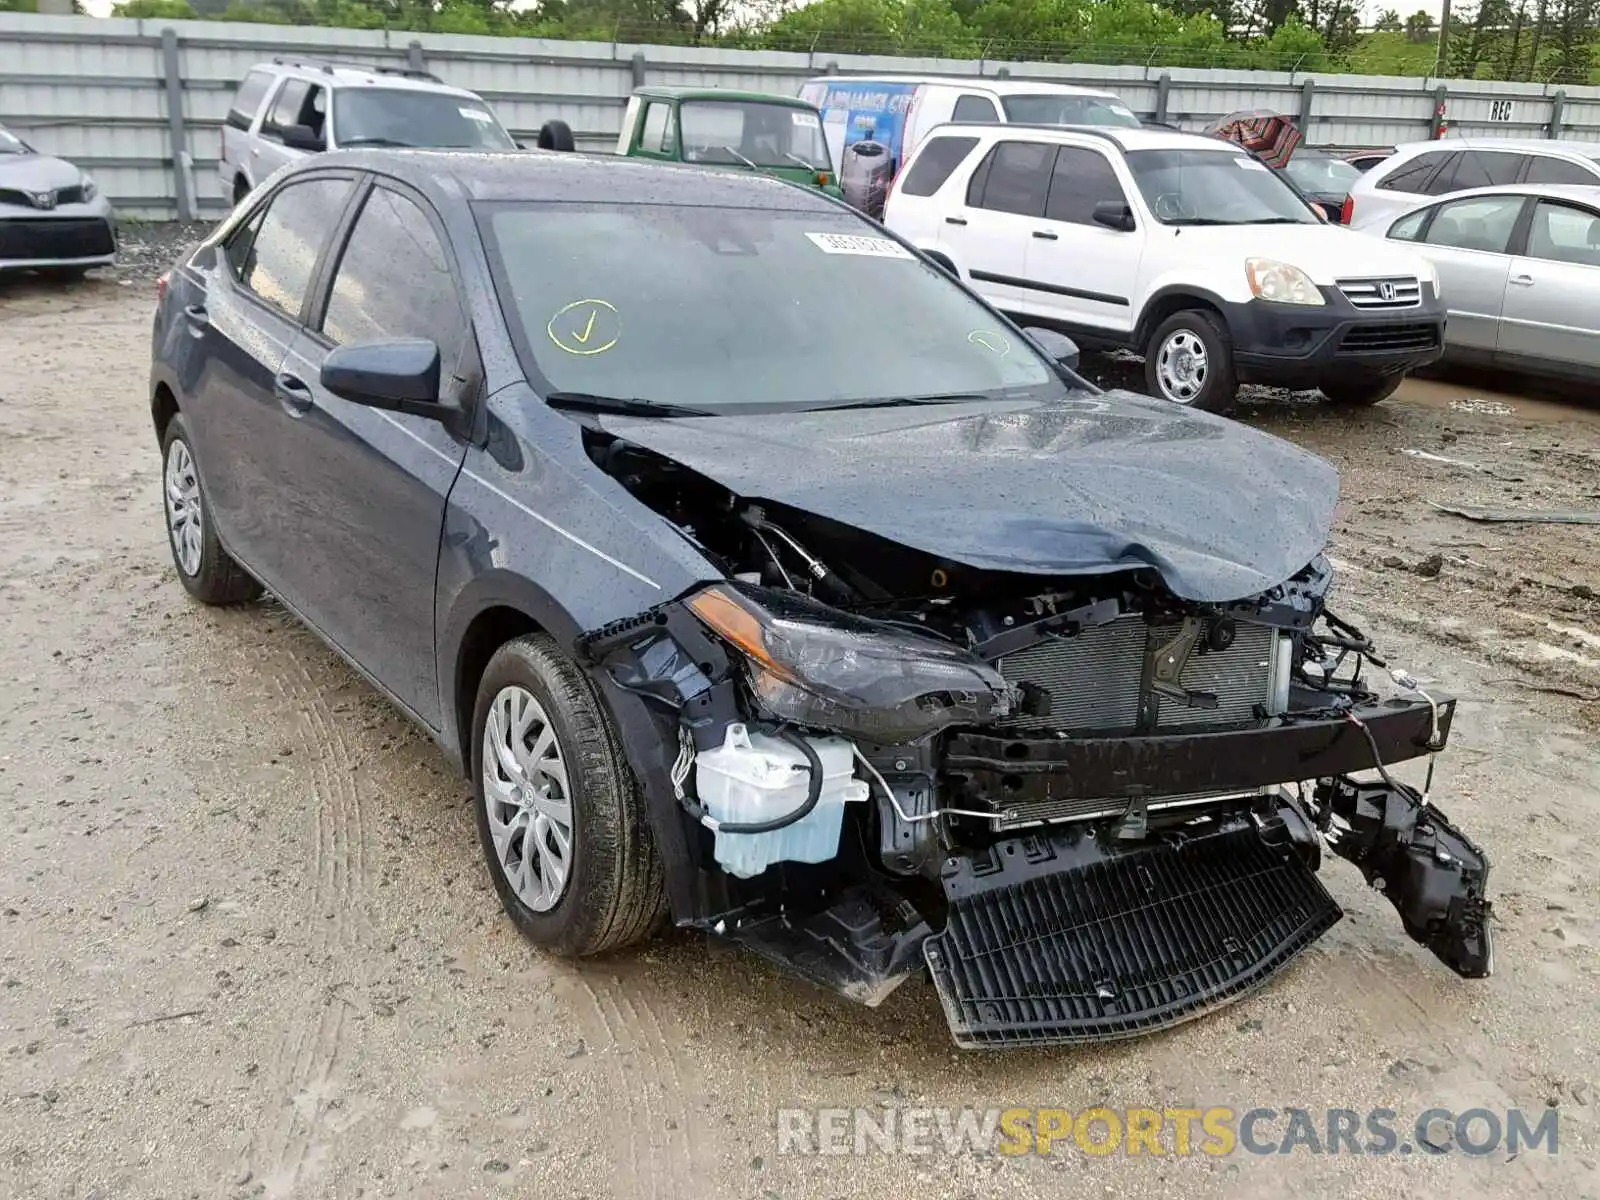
{"left": 545, "top": 391, "right": 714, "bottom": 418}
{"left": 782, "top": 152, "right": 819, "bottom": 172}
{"left": 719, "top": 145, "right": 759, "bottom": 171}
{"left": 1165, "top": 217, "right": 1238, "bottom": 226}
{"left": 806, "top": 391, "right": 999, "bottom": 412}
{"left": 1250, "top": 216, "right": 1315, "bottom": 224}
{"left": 339, "top": 136, "right": 419, "bottom": 148}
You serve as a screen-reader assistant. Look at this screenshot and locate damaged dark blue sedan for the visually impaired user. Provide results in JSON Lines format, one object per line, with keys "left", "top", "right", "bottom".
{"left": 148, "top": 149, "right": 1492, "bottom": 1049}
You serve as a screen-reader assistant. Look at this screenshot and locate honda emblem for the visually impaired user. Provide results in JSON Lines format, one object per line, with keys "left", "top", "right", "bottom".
{"left": 1378, "top": 280, "right": 1396, "bottom": 302}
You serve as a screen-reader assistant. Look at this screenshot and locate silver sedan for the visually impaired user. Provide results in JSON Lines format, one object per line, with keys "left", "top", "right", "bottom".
{"left": 1354, "top": 182, "right": 1600, "bottom": 383}
{"left": 0, "top": 124, "right": 117, "bottom": 277}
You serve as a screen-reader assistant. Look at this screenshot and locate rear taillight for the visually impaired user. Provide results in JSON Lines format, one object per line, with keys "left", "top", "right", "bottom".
{"left": 1340, "top": 195, "right": 1354, "bottom": 225}
{"left": 156, "top": 271, "right": 169, "bottom": 303}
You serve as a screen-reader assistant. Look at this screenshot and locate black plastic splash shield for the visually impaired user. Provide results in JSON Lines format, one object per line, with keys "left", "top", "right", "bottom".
{"left": 924, "top": 811, "right": 1342, "bottom": 1048}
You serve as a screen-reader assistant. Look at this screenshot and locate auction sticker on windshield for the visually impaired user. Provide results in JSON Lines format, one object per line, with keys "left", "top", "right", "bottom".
{"left": 805, "top": 232, "right": 914, "bottom": 259}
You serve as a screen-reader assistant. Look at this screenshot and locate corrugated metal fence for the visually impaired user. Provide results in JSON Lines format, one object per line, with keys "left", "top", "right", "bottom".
{"left": 5, "top": 10, "right": 1600, "bottom": 220}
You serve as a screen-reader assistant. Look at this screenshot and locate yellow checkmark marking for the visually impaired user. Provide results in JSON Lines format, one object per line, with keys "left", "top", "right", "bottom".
{"left": 547, "top": 298, "right": 619, "bottom": 356}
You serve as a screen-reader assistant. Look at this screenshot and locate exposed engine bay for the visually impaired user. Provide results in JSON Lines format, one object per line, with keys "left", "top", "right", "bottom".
{"left": 577, "top": 425, "right": 1494, "bottom": 1048}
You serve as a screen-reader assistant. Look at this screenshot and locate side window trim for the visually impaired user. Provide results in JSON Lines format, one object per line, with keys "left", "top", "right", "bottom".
{"left": 254, "top": 77, "right": 289, "bottom": 137}
{"left": 1504, "top": 193, "right": 1540, "bottom": 257}
{"left": 229, "top": 170, "right": 363, "bottom": 325}
{"left": 965, "top": 143, "right": 997, "bottom": 207}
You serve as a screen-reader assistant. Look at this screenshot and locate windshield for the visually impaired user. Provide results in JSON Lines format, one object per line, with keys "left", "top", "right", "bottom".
{"left": 1125, "top": 148, "right": 1320, "bottom": 225}
{"left": 481, "top": 204, "right": 1062, "bottom": 411}
{"left": 679, "top": 102, "right": 831, "bottom": 171}
{"left": 332, "top": 89, "right": 515, "bottom": 150}
{"left": 0, "top": 128, "right": 30, "bottom": 154}
{"left": 1283, "top": 151, "right": 1361, "bottom": 194}
{"left": 1001, "top": 94, "right": 1141, "bottom": 128}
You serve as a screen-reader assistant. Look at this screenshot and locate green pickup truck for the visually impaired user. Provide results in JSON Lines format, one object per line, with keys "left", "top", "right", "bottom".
{"left": 612, "top": 86, "right": 843, "bottom": 198}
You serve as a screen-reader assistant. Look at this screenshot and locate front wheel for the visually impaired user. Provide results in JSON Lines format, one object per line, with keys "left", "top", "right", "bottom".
{"left": 1143, "top": 309, "right": 1238, "bottom": 413}
{"left": 471, "top": 633, "right": 667, "bottom": 957}
{"left": 1321, "top": 374, "right": 1404, "bottom": 406}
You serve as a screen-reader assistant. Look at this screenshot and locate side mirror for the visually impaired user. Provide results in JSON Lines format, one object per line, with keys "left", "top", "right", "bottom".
{"left": 1023, "top": 326, "right": 1081, "bottom": 372}
{"left": 1092, "top": 200, "right": 1135, "bottom": 232}
{"left": 281, "top": 123, "right": 325, "bottom": 153}
{"left": 321, "top": 338, "right": 448, "bottom": 419}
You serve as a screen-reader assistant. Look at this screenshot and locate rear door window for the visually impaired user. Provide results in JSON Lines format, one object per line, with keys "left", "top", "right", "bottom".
{"left": 1523, "top": 155, "right": 1599, "bottom": 185}
{"left": 969, "top": 140, "right": 1056, "bottom": 216}
{"left": 232, "top": 177, "right": 354, "bottom": 318}
{"left": 1525, "top": 200, "right": 1600, "bottom": 266}
{"left": 900, "top": 135, "right": 980, "bottom": 197}
{"left": 263, "top": 79, "right": 310, "bottom": 141}
{"left": 1443, "top": 150, "right": 1525, "bottom": 190}
{"left": 1377, "top": 150, "right": 1452, "bottom": 194}
{"left": 227, "top": 70, "right": 275, "bottom": 132}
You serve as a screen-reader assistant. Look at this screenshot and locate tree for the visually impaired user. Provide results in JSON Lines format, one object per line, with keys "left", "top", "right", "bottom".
{"left": 764, "top": 0, "right": 970, "bottom": 55}
{"left": 1257, "top": 12, "right": 1328, "bottom": 68}
{"left": 1077, "top": 0, "right": 1228, "bottom": 65}
{"left": 1403, "top": 9, "right": 1435, "bottom": 40}
{"left": 1374, "top": 7, "right": 1403, "bottom": 30}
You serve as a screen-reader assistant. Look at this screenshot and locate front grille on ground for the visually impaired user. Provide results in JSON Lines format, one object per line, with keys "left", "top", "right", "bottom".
{"left": 1338, "top": 322, "right": 1441, "bottom": 353}
{"left": 1337, "top": 276, "right": 1422, "bottom": 309}
{"left": 0, "top": 217, "right": 115, "bottom": 261}
{"left": 924, "top": 818, "right": 1343, "bottom": 1047}
{"left": 995, "top": 616, "right": 1276, "bottom": 733}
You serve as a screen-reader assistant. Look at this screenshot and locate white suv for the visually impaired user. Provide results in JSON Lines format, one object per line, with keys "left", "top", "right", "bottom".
{"left": 882, "top": 123, "right": 1447, "bottom": 411}
{"left": 1342, "top": 136, "right": 1600, "bottom": 231}
{"left": 219, "top": 57, "right": 519, "bottom": 205}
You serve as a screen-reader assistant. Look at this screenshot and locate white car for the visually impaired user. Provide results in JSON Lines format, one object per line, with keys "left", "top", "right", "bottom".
{"left": 883, "top": 123, "right": 1446, "bottom": 411}
{"left": 1341, "top": 136, "right": 1600, "bottom": 231}
{"left": 218, "top": 56, "right": 518, "bottom": 206}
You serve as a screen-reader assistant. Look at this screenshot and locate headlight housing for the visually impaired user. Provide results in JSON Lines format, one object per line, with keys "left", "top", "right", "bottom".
{"left": 687, "top": 583, "right": 1012, "bottom": 743}
{"left": 79, "top": 174, "right": 97, "bottom": 202}
{"left": 1245, "top": 257, "right": 1325, "bottom": 306}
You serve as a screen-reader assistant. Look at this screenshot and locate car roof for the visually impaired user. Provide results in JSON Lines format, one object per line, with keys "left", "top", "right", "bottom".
{"left": 1395, "top": 181, "right": 1600, "bottom": 206}
{"left": 807, "top": 75, "right": 1124, "bottom": 100}
{"left": 306, "top": 148, "right": 847, "bottom": 210}
{"left": 249, "top": 58, "right": 479, "bottom": 100}
{"left": 924, "top": 122, "right": 1242, "bottom": 155}
{"left": 632, "top": 86, "right": 814, "bottom": 107}
{"left": 1391, "top": 136, "right": 1600, "bottom": 158}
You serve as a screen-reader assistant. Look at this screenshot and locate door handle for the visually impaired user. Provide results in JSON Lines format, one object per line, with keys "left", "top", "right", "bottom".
{"left": 1509, "top": 274, "right": 1534, "bottom": 287}
{"left": 1032, "top": 230, "right": 1059, "bottom": 240}
{"left": 945, "top": 216, "right": 968, "bottom": 226}
{"left": 182, "top": 303, "right": 208, "bottom": 326}
{"left": 274, "top": 372, "right": 313, "bottom": 414}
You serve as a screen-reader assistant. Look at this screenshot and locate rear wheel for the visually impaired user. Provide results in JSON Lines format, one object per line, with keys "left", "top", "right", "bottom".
{"left": 1321, "top": 374, "right": 1404, "bottom": 406}
{"left": 471, "top": 633, "right": 667, "bottom": 957}
{"left": 1144, "top": 309, "right": 1238, "bottom": 413}
{"left": 160, "top": 414, "right": 262, "bottom": 605}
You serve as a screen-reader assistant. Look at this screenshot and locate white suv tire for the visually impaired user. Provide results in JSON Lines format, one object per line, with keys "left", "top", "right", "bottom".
{"left": 1143, "top": 309, "right": 1238, "bottom": 413}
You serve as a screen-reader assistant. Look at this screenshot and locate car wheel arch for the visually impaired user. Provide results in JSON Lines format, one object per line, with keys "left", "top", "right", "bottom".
{"left": 151, "top": 382, "right": 180, "bottom": 447}
{"left": 1136, "top": 286, "right": 1232, "bottom": 349}
{"left": 920, "top": 248, "right": 958, "bottom": 276}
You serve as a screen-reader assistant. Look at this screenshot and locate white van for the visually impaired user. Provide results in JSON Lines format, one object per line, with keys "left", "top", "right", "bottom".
{"left": 798, "top": 75, "right": 1139, "bottom": 210}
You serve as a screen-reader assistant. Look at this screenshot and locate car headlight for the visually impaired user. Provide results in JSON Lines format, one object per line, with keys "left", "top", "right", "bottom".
{"left": 686, "top": 583, "right": 1012, "bottom": 743}
{"left": 79, "top": 174, "right": 97, "bottom": 202}
{"left": 1245, "top": 257, "right": 1325, "bottom": 306}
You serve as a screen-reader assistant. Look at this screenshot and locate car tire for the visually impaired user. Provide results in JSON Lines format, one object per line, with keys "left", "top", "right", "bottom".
{"left": 1321, "top": 374, "right": 1404, "bottom": 406}
{"left": 160, "top": 414, "right": 262, "bottom": 605}
{"left": 1144, "top": 309, "right": 1238, "bottom": 413}
{"left": 536, "top": 120, "right": 576, "bottom": 153}
{"left": 471, "top": 633, "right": 668, "bottom": 957}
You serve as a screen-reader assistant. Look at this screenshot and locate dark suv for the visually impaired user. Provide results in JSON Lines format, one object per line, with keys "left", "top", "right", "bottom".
{"left": 149, "top": 150, "right": 1492, "bottom": 1049}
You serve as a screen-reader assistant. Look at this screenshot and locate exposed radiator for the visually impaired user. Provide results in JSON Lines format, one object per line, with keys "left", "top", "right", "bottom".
{"left": 995, "top": 616, "right": 1280, "bottom": 733}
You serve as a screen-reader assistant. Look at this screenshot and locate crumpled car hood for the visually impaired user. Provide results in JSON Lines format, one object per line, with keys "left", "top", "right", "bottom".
{"left": 599, "top": 389, "right": 1340, "bottom": 603}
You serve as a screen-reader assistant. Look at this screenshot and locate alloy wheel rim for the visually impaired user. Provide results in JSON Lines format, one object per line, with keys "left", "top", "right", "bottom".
{"left": 1156, "top": 330, "right": 1209, "bottom": 404}
{"left": 482, "top": 685, "right": 574, "bottom": 913}
{"left": 164, "top": 438, "right": 203, "bottom": 577}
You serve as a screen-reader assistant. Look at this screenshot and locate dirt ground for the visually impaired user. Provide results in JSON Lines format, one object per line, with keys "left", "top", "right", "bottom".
{"left": 2, "top": 253, "right": 1598, "bottom": 1200}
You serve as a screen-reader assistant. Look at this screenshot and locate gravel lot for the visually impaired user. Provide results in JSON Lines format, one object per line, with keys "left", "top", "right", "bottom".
{"left": 1, "top": 242, "right": 1597, "bottom": 1200}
